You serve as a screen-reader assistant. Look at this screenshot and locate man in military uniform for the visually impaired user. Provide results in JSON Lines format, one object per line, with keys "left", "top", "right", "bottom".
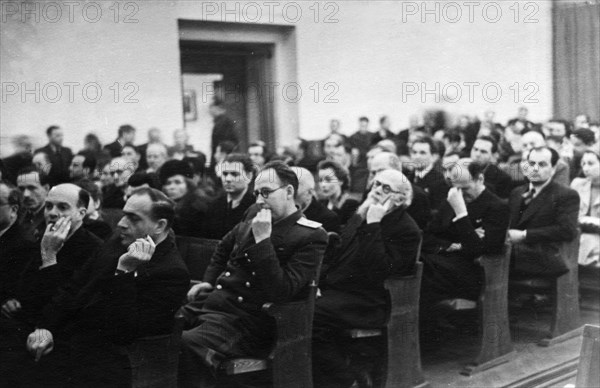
{"left": 179, "top": 161, "right": 328, "bottom": 388}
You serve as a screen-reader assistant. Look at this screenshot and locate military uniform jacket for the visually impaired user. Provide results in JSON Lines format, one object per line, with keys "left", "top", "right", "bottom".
{"left": 201, "top": 210, "right": 328, "bottom": 321}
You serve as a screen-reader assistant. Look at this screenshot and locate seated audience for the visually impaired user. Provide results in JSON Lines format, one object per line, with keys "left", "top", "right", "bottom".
{"left": 79, "top": 133, "right": 109, "bottom": 167}
{"left": 371, "top": 115, "right": 398, "bottom": 147}
{"left": 0, "top": 181, "right": 38, "bottom": 314}
{"left": 124, "top": 171, "right": 159, "bottom": 201}
{"left": 159, "top": 160, "right": 209, "bottom": 237}
{"left": 420, "top": 159, "right": 509, "bottom": 312}
{"left": 104, "top": 124, "right": 136, "bottom": 158}
{"left": 16, "top": 167, "right": 50, "bottom": 242}
{"left": 1, "top": 183, "right": 102, "bottom": 386}
{"left": 317, "top": 160, "right": 360, "bottom": 226}
{"left": 367, "top": 151, "right": 431, "bottom": 230}
{"left": 137, "top": 127, "right": 163, "bottom": 170}
{"left": 349, "top": 116, "right": 374, "bottom": 168}
{"left": 68, "top": 152, "right": 96, "bottom": 182}
{"left": 570, "top": 150, "right": 600, "bottom": 267}
{"left": 145, "top": 142, "right": 169, "bottom": 173}
{"left": 409, "top": 137, "right": 449, "bottom": 212}
{"left": 508, "top": 146, "right": 579, "bottom": 277}
{"left": 2, "top": 135, "right": 33, "bottom": 184}
{"left": 31, "top": 150, "right": 55, "bottom": 186}
{"left": 179, "top": 161, "right": 328, "bottom": 388}
{"left": 292, "top": 166, "right": 341, "bottom": 233}
{"left": 210, "top": 140, "right": 237, "bottom": 181}
{"left": 24, "top": 188, "right": 189, "bottom": 386}
{"left": 98, "top": 160, "right": 114, "bottom": 190}
{"left": 203, "top": 154, "right": 256, "bottom": 239}
{"left": 312, "top": 169, "right": 420, "bottom": 387}
{"left": 470, "top": 136, "right": 513, "bottom": 199}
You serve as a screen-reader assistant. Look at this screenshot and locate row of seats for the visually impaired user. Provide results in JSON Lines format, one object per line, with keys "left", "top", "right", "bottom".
{"left": 125, "top": 231, "right": 582, "bottom": 388}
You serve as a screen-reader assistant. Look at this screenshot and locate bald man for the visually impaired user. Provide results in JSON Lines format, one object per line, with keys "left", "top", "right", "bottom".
{"left": 292, "top": 166, "right": 340, "bottom": 233}
{"left": 313, "top": 169, "right": 421, "bottom": 387}
{"left": 1, "top": 183, "right": 102, "bottom": 386}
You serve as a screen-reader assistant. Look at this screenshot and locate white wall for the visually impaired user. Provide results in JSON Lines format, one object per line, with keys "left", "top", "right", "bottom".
{"left": 1, "top": 1, "right": 553, "bottom": 155}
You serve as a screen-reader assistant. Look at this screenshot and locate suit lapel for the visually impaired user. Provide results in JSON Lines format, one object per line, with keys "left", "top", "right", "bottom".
{"left": 518, "top": 186, "right": 550, "bottom": 226}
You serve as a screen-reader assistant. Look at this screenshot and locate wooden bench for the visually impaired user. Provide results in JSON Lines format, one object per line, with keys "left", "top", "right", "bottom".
{"left": 510, "top": 232, "right": 582, "bottom": 346}
{"left": 127, "top": 315, "right": 185, "bottom": 388}
{"left": 345, "top": 237, "right": 429, "bottom": 388}
{"left": 460, "top": 242, "right": 516, "bottom": 375}
{"left": 220, "top": 281, "right": 319, "bottom": 388}
{"left": 175, "top": 235, "right": 221, "bottom": 281}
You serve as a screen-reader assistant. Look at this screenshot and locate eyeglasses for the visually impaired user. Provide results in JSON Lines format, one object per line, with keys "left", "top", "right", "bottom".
{"left": 253, "top": 186, "right": 286, "bottom": 199}
{"left": 372, "top": 180, "right": 401, "bottom": 194}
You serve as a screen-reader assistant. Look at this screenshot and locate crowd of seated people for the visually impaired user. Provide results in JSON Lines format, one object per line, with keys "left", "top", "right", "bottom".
{"left": 0, "top": 107, "right": 598, "bottom": 387}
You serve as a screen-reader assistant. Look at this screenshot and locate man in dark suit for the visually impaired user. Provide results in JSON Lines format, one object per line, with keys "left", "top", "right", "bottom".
{"left": 203, "top": 153, "right": 257, "bottom": 239}
{"left": 312, "top": 169, "right": 421, "bottom": 388}
{"left": 24, "top": 188, "right": 189, "bottom": 386}
{"left": 16, "top": 167, "right": 50, "bottom": 242}
{"left": 367, "top": 151, "right": 431, "bottom": 230}
{"left": 0, "top": 183, "right": 102, "bottom": 386}
{"left": 470, "top": 136, "right": 513, "bottom": 199}
{"left": 210, "top": 99, "right": 238, "bottom": 165}
{"left": 507, "top": 146, "right": 579, "bottom": 277}
{"left": 420, "top": 159, "right": 509, "bottom": 311}
{"left": 35, "top": 126, "right": 73, "bottom": 185}
{"left": 292, "top": 166, "right": 341, "bottom": 233}
{"left": 103, "top": 124, "right": 136, "bottom": 158}
{"left": 179, "top": 162, "right": 328, "bottom": 388}
{"left": 409, "top": 137, "right": 449, "bottom": 212}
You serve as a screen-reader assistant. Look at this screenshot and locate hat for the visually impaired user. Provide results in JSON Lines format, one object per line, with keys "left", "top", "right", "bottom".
{"left": 159, "top": 160, "right": 193, "bottom": 185}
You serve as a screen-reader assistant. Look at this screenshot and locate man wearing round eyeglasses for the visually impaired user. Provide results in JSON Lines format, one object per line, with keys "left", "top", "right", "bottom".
{"left": 179, "top": 161, "right": 328, "bottom": 388}
{"left": 312, "top": 169, "right": 421, "bottom": 388}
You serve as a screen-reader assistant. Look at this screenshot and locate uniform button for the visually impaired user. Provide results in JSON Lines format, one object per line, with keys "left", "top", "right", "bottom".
{"left": 251, "top": 272, "right": 256, "bottom": 276}
{"left": 225, "top": 272, "right": 231, "bottom": 277}
{"left": 244, "top": 253, "right": 249, "bottom": 257}
{"left": 216, "top": 284, "right": 222, "bottom": 290}
{"left": 237, "top": 296, "right": 244, "bottom": 303}
{"left": 245, "top": 282, "right": 251, "bottom": 288}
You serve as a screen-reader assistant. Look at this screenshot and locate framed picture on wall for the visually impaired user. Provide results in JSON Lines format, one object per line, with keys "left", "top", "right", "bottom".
{"left": 183, "top": 89, "right": 197, "bottom": 121}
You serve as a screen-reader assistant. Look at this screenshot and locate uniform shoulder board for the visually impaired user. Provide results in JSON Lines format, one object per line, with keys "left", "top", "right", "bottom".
{"left": 297, "top": 217, "right": 322, "bottom": 229}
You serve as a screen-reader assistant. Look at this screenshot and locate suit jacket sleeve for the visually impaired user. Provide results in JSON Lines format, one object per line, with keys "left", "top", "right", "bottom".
{"left": 202, "top": 226, "right": 237, "bottom": 284}
{"left": 524, "top": 188, "right": 580, "bottom": 243}
{"left": 101, "top": 262, "right": 189, "bottom": 345}
{"left": 452, "top": 199, "right": 509, "bottom": 259}
{"left": 245, "top": 228, "right": 328, "bottom": 303}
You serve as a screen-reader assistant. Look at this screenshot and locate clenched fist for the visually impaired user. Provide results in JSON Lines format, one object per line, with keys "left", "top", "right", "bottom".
{"left": 252, "top": 209, "right": 272, "bottom": 243}
{"left": 117, "top": 235, "right": 156, "bottom": 273}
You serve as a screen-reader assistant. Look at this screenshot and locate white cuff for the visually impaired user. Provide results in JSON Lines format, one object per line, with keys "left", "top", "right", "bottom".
{"left": 452, "top": 212, "right": 468, "bottom": 222}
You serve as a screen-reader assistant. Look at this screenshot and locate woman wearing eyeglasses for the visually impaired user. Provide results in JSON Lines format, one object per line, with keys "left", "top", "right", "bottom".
{"left": 317, "top": 159, "right": 360, "bottom": 226}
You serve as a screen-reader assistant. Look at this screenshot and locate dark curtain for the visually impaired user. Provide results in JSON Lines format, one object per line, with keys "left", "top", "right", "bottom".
{"left": 553, "top": 1, "right": 600, "bottom": 121}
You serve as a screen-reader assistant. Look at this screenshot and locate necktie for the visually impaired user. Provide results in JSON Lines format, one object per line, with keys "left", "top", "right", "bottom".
{"left": 227, "top": 201, "right": 233, "bottom": 212}
{"left": 523, "top": 189, "right": 536, "bottom": 206}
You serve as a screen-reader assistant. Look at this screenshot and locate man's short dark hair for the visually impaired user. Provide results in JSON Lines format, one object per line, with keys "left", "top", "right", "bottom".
{"left": 0, "top": 180, "right": 23, "bottom": 208}
{"left": 261, "top": 161, "right": 299, "bottom": 197}
{"left": 76, "top": 186, "right": 91, "bottom": 209}
{"left": 466, "top": 161, "right": 487, "bottom": 181}
{"left": 46, "top": 125, "right": 60, "bottom": 136}
{"left": 443, "top": 131, "right": 461, "bottom": 144}
{"left": 379, "top": 115, "right": 388, "bottom": 125}
{"left": 129, "top": 187, "right": 175, "bottom": 229}
{"left": 412, "top": 136, "right": 439, "bottom": 156}
{"left": 359, "top": 116, "right": 369, "bottom": 123}
{"left": 128, "top": 172, "right": 159, "bottom": 189}
{"left": 475, "top": 135, "right": 498, "bottom": 153}
{"left": 572, "top": 128, "right": 596, "bottom": 146}
{"left": 75, "top": 179, "right": 101, "bottom": 204}
{"left": 527, "top": 146, "right": 560, "bottom": 167}
{"left": 121, "top": 143, "right": 140, "bottom": 155}
{"left": 76, "top": 152, "right": 97, "bottom": 172}
{"left": 17, "top": 165, "right": 49, "bottom": 186}
{"left": 317, "top": 159, "right": 350, "bottom": 192}
{"left": 225, "top": 153, "right": 256, "bottom": 175}
{"left": 118, "top": 124, "right": 136, "bottom": 137}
